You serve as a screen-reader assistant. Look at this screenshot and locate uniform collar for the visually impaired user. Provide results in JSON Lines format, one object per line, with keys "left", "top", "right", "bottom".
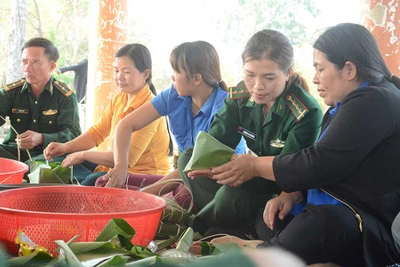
{"left": 21, "top": 76, "right": 54, "bottom": 95}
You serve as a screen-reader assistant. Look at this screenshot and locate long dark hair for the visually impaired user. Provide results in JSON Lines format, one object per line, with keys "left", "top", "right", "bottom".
{"left": 242, "top": 29, "right": 309, "bottom": 91}
{"left": 116, "top": 44, "right": 173, "bottom": 156}
{"left": 115, "top": 43, "right": 157, "bottom": 95}
{"left": 170, "top": 41, "right": 227, "bottom": 91}
{"left": 313, "top": 23, "right": 400, "bottom": 89}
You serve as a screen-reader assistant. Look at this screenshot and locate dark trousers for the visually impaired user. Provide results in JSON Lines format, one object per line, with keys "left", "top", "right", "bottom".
{"left": 256, "top": 204, "right": 363, "bottom": 266}
{"left": 178, "top": 148, "right": 279, "bottom": 236}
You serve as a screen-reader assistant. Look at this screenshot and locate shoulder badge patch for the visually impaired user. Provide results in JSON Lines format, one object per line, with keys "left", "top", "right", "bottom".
{"left": 3, "top": 79, "right": 25, "bottom": 91}
{"left": 286, "top": 94, "right": 309, "bottom": 121}
{"left": 53, "top": 80, "right": 73, "bottom": 97}
{"left": 229, "top": 81, "right": 250, "bottom": 100}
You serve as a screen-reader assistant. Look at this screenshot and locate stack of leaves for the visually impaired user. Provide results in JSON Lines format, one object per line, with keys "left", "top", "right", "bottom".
{"left": 154, "top": 198, "right": 197, "bottom": 251}
{"left": 6, "top": 218, "right": 241, "bottom": 266}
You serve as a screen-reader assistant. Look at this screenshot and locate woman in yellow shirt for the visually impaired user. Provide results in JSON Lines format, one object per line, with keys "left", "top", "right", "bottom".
{"left": 43, "top": 43, "right": 170, "bottom": 185}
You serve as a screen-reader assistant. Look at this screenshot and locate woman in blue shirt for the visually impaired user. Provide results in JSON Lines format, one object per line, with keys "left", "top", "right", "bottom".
{"left": 98, "top": 41, "right": 245, "bottom": 195}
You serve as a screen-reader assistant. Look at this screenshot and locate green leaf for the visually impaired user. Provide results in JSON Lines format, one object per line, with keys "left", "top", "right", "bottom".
{"left": 54, "top": 240, "right": 83, "bottom": 267}
{"left": 155, "top": 236, "right": 179, "bottom": 251}
{"left": 123, "top": 256, "right": 161, "bottom": 266}
{"left": 94, "top": 255, "right": 130, "bottom": 267}
{"left": 117, "top": 234, "right": 134, "bottom": 251}
{"left": 176, "top": 227, "right": 193, "bottom": 252}
{"left": 200, "top": 241, "right": 240, "bottom": 256}
{"left": 183, "top": 131, "right": 235, "bottom": 173}
{"left": 200, "top": 242, "right": 217, "bottom": 256}
{"left": 52, "top": 165, "right": 72, "bottom": 183}
{"left": 69, "top": 241, "right": 117, "bottom": 254}
{"left": 8, "top": 251, "right": 53, "bottom": 266}
{"left": 130, "top": 246, "right": 155, "bottom": 259}
{"left": 95, "top": 218, "right": 136, "bottom": 242}
{"left": 158, "top": 249, "right": 196, "bottom": 259}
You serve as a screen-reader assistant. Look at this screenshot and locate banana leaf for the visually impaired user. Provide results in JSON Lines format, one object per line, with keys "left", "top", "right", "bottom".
{"left": 175, "top": 228, "right": 194, "bottom": 252}
{"left": 183, "top": 131, "right": 234, "bottom": 173}
{"left": 6, "top": 218, "right": 242, "bottom": 266}
{"left": 155, "top": 221, "right": 187, "bottom": 241}
{"left": 7, "top": 251, "right": 54, "bottom": 266}
{"left": 28, "top": 160, "right": 72, "bottom": 184}
{"left": 161, "top": 198, "right": 193, "bottom": 225}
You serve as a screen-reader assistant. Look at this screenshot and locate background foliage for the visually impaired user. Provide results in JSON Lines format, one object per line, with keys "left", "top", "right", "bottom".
{"left": 0, "top": 0, "right": 361, "bottom": 111}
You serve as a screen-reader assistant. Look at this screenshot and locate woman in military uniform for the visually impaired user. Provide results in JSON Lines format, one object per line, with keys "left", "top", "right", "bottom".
{"left": 178, "top": 29, "right": 323, "bottom": 237}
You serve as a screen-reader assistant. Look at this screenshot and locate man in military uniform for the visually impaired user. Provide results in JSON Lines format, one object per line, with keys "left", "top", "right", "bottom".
{"left": 0, "top": 37, "right": 82, "bottom": 162}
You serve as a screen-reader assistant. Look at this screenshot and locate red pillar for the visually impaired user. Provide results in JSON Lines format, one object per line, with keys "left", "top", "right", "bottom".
{"left": 86, "top": 0, "right": 128, "bottom": 149}
{"left": 362, "top": 0, "right": 400, "bottom": 77}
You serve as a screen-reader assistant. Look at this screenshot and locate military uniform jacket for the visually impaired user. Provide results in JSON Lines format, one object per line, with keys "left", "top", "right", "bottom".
{"left": 208, "top": 82, "right": 323, "bottom": 158}
{"left": 0, "top": 77, "right": 82, "bottom": 153}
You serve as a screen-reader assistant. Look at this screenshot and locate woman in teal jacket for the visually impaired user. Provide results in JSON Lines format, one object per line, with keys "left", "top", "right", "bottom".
{"left": 178, "top": 29, "right": 323, "bottom": 237}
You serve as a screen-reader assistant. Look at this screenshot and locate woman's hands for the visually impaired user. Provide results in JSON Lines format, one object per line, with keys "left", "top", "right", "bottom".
{"left": 188, "top": 154, "right": 258, "bottom": 187}
{"left": 100, "top": 165, "right": 128, "bottom": 188}
{"left": 263, "top": 191, "right": 303, "bottom": 230}
{"left": 61, "top": 152, "right": 85, "bottom": 167}
{"left": 44, "top": 142, "right": 67, "bottom": 161}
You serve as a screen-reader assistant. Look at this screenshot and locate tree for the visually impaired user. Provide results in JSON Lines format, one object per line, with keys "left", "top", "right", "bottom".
{"left": 7, "top": 0, "right": 27, "bottom": 83}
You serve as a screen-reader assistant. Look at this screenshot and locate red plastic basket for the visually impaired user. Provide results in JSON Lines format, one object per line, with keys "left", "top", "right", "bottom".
{"left": 0, "top": 158, "right": 28, "bottom": 184}
{"left": 0, "top": 186, "right": 166, "bottom": 255}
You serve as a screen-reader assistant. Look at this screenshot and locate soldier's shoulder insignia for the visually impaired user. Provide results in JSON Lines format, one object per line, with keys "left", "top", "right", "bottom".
{"left": 229, "top": 81, "right": 250, "bottom": 100}
{"left": 286, "top": 93, "right": 309, "bottom": 121}
{"left": 53, "top": 80, "right": 73, "bottom": 97}
{"left": 3, "top": 79, "right": 25, "bottom": 91}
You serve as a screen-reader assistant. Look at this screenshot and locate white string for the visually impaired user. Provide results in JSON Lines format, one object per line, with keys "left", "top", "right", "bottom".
{"left": 0, "top": 115, "right": 32, "bottom": 162}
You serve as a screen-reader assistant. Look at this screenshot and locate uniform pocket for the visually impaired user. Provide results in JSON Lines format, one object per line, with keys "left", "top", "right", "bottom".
{"left": 40, "top": 113, "right": 58, "bottom": 132}
{"left": 10, "top": 112, "right": 29, "bottom": 134}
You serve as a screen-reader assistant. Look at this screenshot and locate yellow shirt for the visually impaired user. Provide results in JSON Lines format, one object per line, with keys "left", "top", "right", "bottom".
{"left": 87, "top": 84, "right": 170, "bottom": 175}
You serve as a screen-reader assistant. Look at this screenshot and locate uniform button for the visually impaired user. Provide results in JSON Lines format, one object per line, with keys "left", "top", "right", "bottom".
{"left": 34, "top": 101, "right": 38, "bottom": 104}
{"left": 33, "top": 119, "right": 37, "bottom": 123}
{"left": 17, "top": 118, "right": 20, "bottom": 122}
{"left": 49, "top": 121, "right": 52, "bottom": 124}
{"left": 279, "top": 105, "right": 284, "bottom": 110}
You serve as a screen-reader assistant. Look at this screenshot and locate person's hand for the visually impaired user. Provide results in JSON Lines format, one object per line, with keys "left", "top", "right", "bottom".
{"left": 263, "top": 191, "right": 302, "bottom": 230}
{"left": 189, "top": 154, "right": 258, "bottom": 187}
{"left": 16, "top": 130, "right": 44, "bottom": 150}
{"left": 187, "top": 168, "right": 214, "bottom": 178}
{"left": 44, "top": 142, "right": 67, "bottom": 161}
{"left": 100, "top": 166, "right": 128, "bottom": 188}
{"left": 61, "top": 151, "right": 84, "bottom": 167}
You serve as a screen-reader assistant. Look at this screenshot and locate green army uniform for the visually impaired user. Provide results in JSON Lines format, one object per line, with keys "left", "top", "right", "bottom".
{"left": 0, "top": 77, "right": 82, "bottom": 162}
{"left": 178, "top": 81, "right": 323, "bottom": 236}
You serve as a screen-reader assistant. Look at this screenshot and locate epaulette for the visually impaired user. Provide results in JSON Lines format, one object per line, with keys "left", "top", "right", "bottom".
{"left": 53, "top": 80, "right": 73, "bottom": 97}
{"left": 286, "top": 94, "right": 309, "bottom": 121}
{"left": 2, "top": 79, "right": 25, "bottom": 91}
{"left": 229, "top": 81, "right": 250, "bottom": 100}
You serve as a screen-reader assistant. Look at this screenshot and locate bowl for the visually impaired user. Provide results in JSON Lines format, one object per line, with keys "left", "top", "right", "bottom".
{"left": 0, "top": 158, "right": 28, "bottom": 184}
{"left": 0, "top": 186, "right": 166, "bottom": 255}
